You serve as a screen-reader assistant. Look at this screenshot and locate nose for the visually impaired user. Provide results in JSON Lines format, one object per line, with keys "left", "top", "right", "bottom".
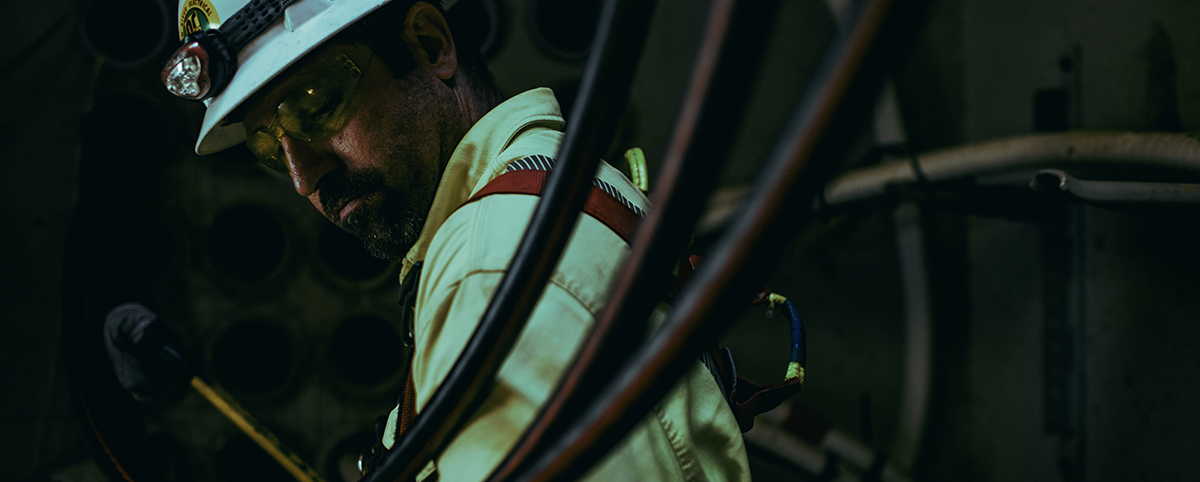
{"left": 280, "top": 135, "right": 339, "bottom": 196}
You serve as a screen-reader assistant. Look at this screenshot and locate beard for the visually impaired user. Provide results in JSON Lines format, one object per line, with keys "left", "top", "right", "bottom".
{"left": 318, "top": 167, "right": 430, "bottom": 260}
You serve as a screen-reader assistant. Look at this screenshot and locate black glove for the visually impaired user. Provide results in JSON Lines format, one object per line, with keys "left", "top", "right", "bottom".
{"left": 104, "top": 303, "right": 195, "bottom": 402}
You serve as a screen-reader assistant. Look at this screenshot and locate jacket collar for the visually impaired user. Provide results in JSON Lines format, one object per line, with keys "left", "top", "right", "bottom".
{"left": 400, "top": 88, "right": 563, "bottom": 280}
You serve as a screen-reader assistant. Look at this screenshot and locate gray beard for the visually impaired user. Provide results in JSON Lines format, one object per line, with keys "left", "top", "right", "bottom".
{"left": 318, "top": 167, "right": 429, "bottom": 260}
{"left": 340, "top": 190, "right": 425, "bottom": 260}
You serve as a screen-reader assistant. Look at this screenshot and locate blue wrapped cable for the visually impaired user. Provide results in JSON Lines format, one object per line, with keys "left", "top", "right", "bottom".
{"left": 768, "top": 294, "right": 806, "bottom": 383}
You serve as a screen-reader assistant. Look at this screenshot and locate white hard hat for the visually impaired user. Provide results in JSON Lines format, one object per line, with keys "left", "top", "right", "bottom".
{"left": 166, "top": 0, "right": 454, "bottom": 155}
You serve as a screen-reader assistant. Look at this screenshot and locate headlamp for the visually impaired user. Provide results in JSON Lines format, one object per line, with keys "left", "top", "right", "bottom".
{"left": 162, "top": 0, "right": 297, "bottom": 101}
{"left": 162, "top": 30, "right": 236, "bottom": 101}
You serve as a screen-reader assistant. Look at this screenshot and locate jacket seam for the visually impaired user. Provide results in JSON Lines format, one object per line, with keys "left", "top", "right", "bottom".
{"left": 654, "top": 402, "right": 701, "bottom": 482}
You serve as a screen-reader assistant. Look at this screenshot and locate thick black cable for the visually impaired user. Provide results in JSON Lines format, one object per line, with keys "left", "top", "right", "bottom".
{"left": 360, "top": 0, "right": 657, "bottom": 479}
{"left": 510, "top": 0, "right": 931, "bottom": 479}
{"left": 485, "top": 0, "right": 783, "bottom": 479}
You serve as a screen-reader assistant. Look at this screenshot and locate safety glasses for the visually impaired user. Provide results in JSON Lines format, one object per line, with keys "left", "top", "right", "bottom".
{"left": 246, "top": 51, "right": 371, "bottom": 173}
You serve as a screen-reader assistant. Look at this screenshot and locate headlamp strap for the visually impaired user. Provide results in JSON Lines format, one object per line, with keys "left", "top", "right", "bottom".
{"left": 163, "top": 0, "right": 299, "bottom": 100}
{"left": 220, "top": 0, "right": 299, "bottom": 53}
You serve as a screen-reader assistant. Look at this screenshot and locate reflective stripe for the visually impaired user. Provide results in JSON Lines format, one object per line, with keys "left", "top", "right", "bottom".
{"left": 505, "top": 155, "right": 648, "bottom": 219}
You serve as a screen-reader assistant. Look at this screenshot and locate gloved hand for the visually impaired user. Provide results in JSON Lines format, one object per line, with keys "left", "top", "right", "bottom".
{"left": 104, "top": 303, "right": 195, "bottom": 402}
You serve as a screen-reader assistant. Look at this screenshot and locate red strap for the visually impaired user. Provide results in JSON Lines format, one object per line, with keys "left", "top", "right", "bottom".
{"left": 464, "top": 170, "right": 642, "bottom": 244}
{"left": 397, "top": 354, "right": 418, "bottom": 437}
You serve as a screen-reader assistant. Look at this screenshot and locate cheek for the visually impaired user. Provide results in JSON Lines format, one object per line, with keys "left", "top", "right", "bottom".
{"left": 331, "top": 71, "right": 449, "bottom": 187}
{"left": 335, "top": 101, "right": 431, "bottom": 168}
{"left": 328, "top": 107, "right": 423, "bottom": 190}
{"left": 328, "top": 123, "right": 371, "bottom": 164}
{"left": 329, "top": 104, "right": 402, "bottom": 172}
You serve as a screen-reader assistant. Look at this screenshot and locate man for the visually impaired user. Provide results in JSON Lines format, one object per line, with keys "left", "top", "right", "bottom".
{"left": 163, "top": 0, "right": 750, "bottom": 479}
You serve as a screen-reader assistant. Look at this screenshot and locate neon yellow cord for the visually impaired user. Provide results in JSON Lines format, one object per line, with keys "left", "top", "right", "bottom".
{"left": 768, "top": 293, "right": 788, "bottom": 309}
{"left": 786, "top": 362, "right": 804, "bottom": 382}
{"left": 624, "top": 147, "right": 649, "bottom": 192}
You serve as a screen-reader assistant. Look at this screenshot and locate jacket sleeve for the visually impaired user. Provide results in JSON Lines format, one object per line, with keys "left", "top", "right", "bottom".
{"left": 410, "top": 194, "right": 605, "bottom": 481}
{"left": 413, "top": 268, "right": 601, "bottom": 481}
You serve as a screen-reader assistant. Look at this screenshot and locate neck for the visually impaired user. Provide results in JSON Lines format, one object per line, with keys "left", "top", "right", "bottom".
{"left": 452, "top": 72, "right": 501, "bottom": 127}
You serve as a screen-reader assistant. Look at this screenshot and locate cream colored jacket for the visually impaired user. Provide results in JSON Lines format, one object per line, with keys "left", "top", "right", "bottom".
{"left": 383, "top": 88, "right": 750, "bottom": 481}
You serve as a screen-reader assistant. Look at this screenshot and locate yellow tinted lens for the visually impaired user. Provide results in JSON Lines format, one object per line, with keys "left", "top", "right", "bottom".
{"left": 278, "top": 88, "right": 347, "bottom": 140}
{"left": 247, "top": 130, "right": 288, "bottom": 173}
{"left": 241, "top": 52, "right": 366, "bottom": 175}
{"left": 276, "top": 54, "right": 362, "bottom": 141}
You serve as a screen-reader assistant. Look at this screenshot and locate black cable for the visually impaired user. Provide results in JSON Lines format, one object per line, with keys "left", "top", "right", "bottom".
{"left": 485, "top": 0, "right": 784, "bottom": 478}
{"left": 510, "top": 0, "right": 931, "bottom": 477}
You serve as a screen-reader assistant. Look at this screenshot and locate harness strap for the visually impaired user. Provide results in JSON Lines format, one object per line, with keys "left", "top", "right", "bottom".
{"left": 388, "top": 167, "right": 645, "bottom": 447}
{"left": 459, "top": 171, "right": 803, "bottom": 433}
{"left": 377, "top": 157, "right": 800, "bottom": 479}
{"left": 464, "top": 169, "right": 643, "bottom": 244}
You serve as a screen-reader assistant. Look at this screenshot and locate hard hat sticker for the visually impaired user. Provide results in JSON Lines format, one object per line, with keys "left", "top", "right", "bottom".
{"left": 179, "top": 0, "right": 221, "bottom": 40}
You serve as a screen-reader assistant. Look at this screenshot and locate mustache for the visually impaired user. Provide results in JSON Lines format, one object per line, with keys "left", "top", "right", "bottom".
{"left": 317, "top": 168, "right": 388, "bottom": 223}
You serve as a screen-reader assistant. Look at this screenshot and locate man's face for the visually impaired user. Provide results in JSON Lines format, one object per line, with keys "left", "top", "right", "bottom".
{"left": 242, "top": 43, "right": 464, "bottom": 259}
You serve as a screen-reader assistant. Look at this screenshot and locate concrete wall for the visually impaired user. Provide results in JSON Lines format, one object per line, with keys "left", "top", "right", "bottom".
{"left": 724, "top": 0, "right": 1200, "bottom": 480}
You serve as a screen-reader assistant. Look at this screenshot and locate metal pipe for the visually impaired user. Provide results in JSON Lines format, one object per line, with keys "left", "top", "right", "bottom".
{"left": 484, "top": 0, "right": 782, "bottom": 479}
{"left": 890, "top": 201, "right": 932, "bottom": 472}
{"left": 824, "top": 131, "right": 1200, "bottom": 206}
{"left": 363, "top": 0, "right": 658, "bottom": 479}
{"left": 1031, "top": 169, "right": 1200, "bottom": 204}
{"left": 748, "top": 405, "right": 915, "bottom": 482}
{"left": 508, "top": 0, "right": 929, "bottom": 478}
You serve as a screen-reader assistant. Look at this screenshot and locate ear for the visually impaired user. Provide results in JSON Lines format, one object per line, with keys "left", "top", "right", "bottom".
{"left": 402, "top": 2, "right": 458, "bottom": 81}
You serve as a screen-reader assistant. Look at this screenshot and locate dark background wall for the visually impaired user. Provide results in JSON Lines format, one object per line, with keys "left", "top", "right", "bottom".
{"left": 3, "top": 0, "right": 1199, "bottom": 480}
